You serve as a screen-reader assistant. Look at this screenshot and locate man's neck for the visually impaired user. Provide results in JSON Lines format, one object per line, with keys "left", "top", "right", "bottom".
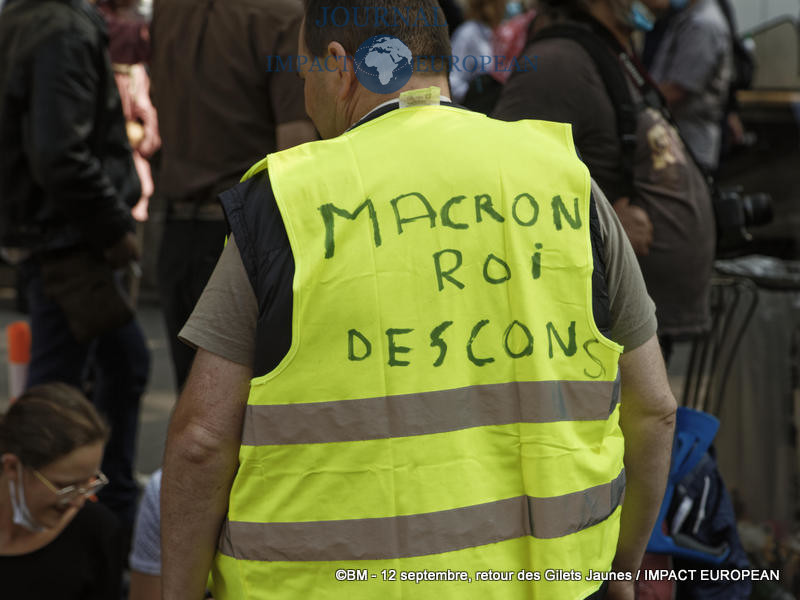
{"left": 347, "top": 92, "right": 453, "bottom": 131}
{"left": 345, "top": 76, "right": 450, "bottom": 132}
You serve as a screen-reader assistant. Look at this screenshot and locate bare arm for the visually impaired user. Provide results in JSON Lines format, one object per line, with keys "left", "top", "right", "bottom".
{"left": 129, "top": 571, "right": 161, "bottom": 600}
{"left": 276, "top": 119, "right": 317, "bottom": 151}
{"left": 612, "top": 197, "right": 653, "bottom": 256}
{"left": 161, "top": 350, "right": 252, "bottom": 600}
{"left": 659, "top": 81, "right": 688, "bottom": 110}
{"left": 609, "top": 335, "right": 677, "bottom": 599}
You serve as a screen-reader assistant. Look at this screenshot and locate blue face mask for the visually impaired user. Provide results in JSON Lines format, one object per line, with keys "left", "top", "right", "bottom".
{"left": 628, "top": 1, "right": 655, "bottom": 31}
{"left": 504, "top": 1, "right": 523, "bottom": 20}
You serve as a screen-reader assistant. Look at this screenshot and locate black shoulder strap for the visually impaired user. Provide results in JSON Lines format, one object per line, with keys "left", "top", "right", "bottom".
{"left": 530, "top": 23, "right": 638, "bottom": 198}
{"left": 715, "top": 0, "right": 754, "bottom": 92}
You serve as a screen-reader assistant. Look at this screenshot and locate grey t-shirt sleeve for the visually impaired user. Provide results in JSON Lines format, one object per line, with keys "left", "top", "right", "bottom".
{"left": 593, "top": 180, "right": 658, "bottom": 351}
{"left": 179, "top": 235, "right": 258, "bottom": 367}
{"left": 129, "top": 470, "right": 163, "bottom": 576}
{"left": 652, "top": 18, "right": 727, "bottom": 94}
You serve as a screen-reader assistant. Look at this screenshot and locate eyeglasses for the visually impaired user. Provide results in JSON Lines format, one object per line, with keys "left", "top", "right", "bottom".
{"left": 31, "top": 468, "right": 108, "bottom": 504}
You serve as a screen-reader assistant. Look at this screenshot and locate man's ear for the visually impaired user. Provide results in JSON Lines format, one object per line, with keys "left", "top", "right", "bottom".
{"left": 1, "top": 453, "right": 20, "bottom": 479}
{"left": 327, "top": 41, "right": 357, "bottom": 99}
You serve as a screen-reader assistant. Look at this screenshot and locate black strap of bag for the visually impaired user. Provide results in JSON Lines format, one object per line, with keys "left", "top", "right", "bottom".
{"left": 526, "top": 15, "right": 714, "bottom": 188}
{"left": 715, "top": 0, "right": 754, "bottom": 94}
{"left": 530, "top": 22, "right": 640, "bottom": 199}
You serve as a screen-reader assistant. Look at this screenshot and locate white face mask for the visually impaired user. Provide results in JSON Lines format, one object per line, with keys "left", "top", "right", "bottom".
{"left": 8, "top": 465, "right": 45, "bottom": 532}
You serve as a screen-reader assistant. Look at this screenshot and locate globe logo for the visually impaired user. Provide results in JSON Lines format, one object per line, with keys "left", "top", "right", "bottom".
{"left": 353, "top": 35, "right": 413, "bottom": 94}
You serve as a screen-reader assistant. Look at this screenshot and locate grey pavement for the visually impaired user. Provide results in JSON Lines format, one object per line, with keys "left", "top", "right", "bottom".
{"left": 0, "top": 300, "right": 176, "bottom": 480}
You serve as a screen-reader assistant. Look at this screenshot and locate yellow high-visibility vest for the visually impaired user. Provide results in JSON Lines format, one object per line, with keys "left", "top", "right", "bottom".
{"left": 212, "top": 104, "right": 624, "bottom": 599}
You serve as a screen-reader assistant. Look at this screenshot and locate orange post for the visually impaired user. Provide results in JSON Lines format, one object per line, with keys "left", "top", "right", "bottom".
{"left": 7, "top": 321, "right": 31, "bottom": 404}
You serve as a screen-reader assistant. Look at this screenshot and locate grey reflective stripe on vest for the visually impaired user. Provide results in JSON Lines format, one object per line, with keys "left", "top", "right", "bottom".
{"left": 242, "top": 379, "right": 620, "bottom": 446}
{"left": 219, "top": 469, "right": 625, "bottom": 561}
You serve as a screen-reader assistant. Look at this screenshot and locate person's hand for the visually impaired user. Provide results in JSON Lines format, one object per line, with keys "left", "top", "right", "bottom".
{"left": 726, "top": 111, "right": 746, "bottom": 147}
{"left": 606, "top": 578, "right": 635, "bottom": 600}
{"left": 104, "top": 231, "right": 140, "bottom": 268}
{"left": 126, "top": 120, "right": 145, "bottom": 149}
{"left": 613, "top": 197, "right": 653, "bottom": 256}
{"left": 131, "top": 197, "right": 149, "bottom": 223}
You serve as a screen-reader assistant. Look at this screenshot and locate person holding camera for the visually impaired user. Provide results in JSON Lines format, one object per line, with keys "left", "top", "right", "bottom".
{"left": 493, "top": 0, "right": 716, "bottom": 359}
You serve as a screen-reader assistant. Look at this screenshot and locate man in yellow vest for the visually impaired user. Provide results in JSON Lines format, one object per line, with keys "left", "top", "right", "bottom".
{"left": 161, "top": 1, "right": 677, "bottom": 599}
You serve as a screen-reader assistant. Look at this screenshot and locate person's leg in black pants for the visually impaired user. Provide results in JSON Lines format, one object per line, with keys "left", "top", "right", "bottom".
{"left": 92, "top": 318, "right": 150, "bottom": 526}
{"left": 157, "top": 218, "right": 227, "bottom": 390}
{"left": 24, "top": 262, "right": 90, "bottom": 389}
{"left": 24, "top": 261, "right": 150, "bottom": 531}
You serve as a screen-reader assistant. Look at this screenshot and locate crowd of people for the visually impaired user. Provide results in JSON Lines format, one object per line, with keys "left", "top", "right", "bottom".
{"left": 0, "top": 0, "right": 752, "bottom": 598}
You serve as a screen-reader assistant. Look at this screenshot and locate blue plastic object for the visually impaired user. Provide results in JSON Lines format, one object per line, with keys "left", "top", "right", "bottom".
{"left": 628, "top": 1, "right": 655, "bottom": 31}
{"left": 646, "top": 406, "right": 731, "bottom": 564}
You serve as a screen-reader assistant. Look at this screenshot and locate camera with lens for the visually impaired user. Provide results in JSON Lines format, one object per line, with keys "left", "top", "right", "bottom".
{"left": 713, "top": 186, "right": 773, "bottom": 255}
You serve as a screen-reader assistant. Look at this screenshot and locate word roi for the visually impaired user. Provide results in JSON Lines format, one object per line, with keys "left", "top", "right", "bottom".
{"left": 313, "top": 6, "right": 448, "bottom": 28}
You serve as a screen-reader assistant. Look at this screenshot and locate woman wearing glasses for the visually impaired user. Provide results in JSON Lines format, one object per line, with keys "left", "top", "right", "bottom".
{"left": 0, "top": 383, "right": 122, "bottom": 599}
